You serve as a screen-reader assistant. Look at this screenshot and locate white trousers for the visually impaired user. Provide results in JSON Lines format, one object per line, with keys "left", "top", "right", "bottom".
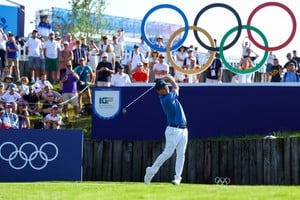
{"left": 149, "top": 126, "right": 188, "bottom": 181}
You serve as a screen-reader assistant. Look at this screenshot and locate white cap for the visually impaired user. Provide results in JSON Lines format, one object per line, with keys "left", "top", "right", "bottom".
{"left": 102, "top": 52, "right": 108, "bottom": 58}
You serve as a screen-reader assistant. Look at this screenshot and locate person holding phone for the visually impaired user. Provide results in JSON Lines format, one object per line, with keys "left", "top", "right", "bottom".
{"left": 60, "top": 62, "right": 80, "bottom": 119}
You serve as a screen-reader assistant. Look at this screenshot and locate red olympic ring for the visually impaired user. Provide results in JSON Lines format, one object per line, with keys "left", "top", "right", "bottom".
{"left": 246, "top": 2, "right": 297, "bottom": 51}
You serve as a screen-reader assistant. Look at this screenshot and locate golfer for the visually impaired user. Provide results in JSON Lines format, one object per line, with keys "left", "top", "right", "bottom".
{"left": 144, "top": 75, "right": 188, "bottom": 185}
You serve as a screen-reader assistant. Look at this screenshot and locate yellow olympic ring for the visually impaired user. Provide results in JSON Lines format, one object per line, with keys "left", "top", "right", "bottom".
{"left": 166, "top": 26, "right": 216, "bottom": 75}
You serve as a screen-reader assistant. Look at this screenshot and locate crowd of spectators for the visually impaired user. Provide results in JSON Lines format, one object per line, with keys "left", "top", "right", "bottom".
{"left": 1, "top": 27, "right": 300, "bottom": 130}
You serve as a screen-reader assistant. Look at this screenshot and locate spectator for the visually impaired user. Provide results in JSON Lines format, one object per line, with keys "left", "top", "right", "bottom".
{"left": 106, "top": 44, "right": 116, "bottom": 72}
{"left": 128, "top": 44, "right": 144, "bottom": 73}
{"left": 22, "top": 86, "right": 40, "bottom": 116}
{"left": 58, "top": 41, "right": 73, "bottom": 80}
{"left": 16, "top": 102, "right": 30, "bottom": 129}
{"left": 153, "top": 54, "right": 169, "bottom": 81}
{"left": 283, "top": 52, "right": 298, "bottom": 70}
{"left": 283, "top": 62, "right": 299, "bottom": 82}
{"left": 33, "top": 72, "right": 53, "bottom": 99}
{"left": 174, "top": 45, "right": 187, "bottom": 82}
{"left": 0, "top": 105, "right": 4, "bottom": 128}
{"left": 182, "top": 49, "right": 199, "bottom": 83}
{"left": 1, "top": 83, "right": 21, "bottom": 111}
{"left": 65, "top": 33, "right": 76, "bottom": 51}
{"left": 74, "top": 58, "right": 94, "bottom": 114}
{"left": 0, "top": 103, "right": 19, "bottom": 129}
{"left": 238, "top": 57, "right": 254, "bottom": 83}
{"left": 269, "top": 58, "right": 283, "bottom": 82}
{"left": 44, "top": 32, "right": 60, "bottom": 83}
{"left": 25, "top": 29, "right": 42, "bottom": 83}
{"left": 72, "top": 40, "right": 86, "bottom": 68}
{"left": 18, "top": 76, "right": 30, "bottom": 96}
{"left": 111, "top": 65, "right": 131, "bottom": 86}
{"left": 131, "top": 62, "right": 149, "bottom": 83}
{"left": 205, "top": 55, "right": 223, "bottom": 83}
{"left": 154, "top": 35, "right": 165, "bottom": 49}
{"left": 0, "top": 28, "right": 7, "bottom": 76}
{"left": 60, "top": 63, "right": 79, "bottom": 119}
{"left": 6, "top": 31, "right": 20, "bottom": 82}
{"left": 40, "top": 84, "right": 62, "bottom": 103}
{"left": 87, "top": 40, "right": 99, "bottom": 79}
{"left": 43, "top": 104, "right": 62, "bottom": 129}
{"left": 292, "top": 50, "right": 300, "bottom": 70}
{"left": 0, "top": 81, "right": 5, "bottom": 98}
{"left": 40, "top": 92, "right": 59, "bottom": 117}
{"left": 96, "top": 53, "right": 114, "bottom": 87}
{"left": 148, "top": 50, "right": 160, "bottom": 82}
{"left": 98, "top": 35, "right": 109, "bottom": 58}
{"left": 3, "top": 74, "right": 13, "bottom": 90}
{"left": 138, "top": 36, "right": 151, "bottom": 59}
{"left": 112, "top": 35, "right": 123, "bottom": 69}
{"left": 265, "top": 51, "right": 276, "bottom": 81}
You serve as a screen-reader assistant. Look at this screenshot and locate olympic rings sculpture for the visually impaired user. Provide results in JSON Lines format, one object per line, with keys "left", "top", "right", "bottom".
{"left": 141, "top": 2, "right": 297, "bottom": 75}
{"left": 214, "top": 176, "right": 231, "bottom": 185}
{"left": 166, "top": 26, "right": 216, "bottom": 74}
{"left": 0, "top": 142, "right": 59, "bottom": 170}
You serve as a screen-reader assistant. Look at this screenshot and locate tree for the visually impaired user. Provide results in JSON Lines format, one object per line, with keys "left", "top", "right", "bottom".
{"left": 68, "top": 0, "right": 108, "bottom": 40}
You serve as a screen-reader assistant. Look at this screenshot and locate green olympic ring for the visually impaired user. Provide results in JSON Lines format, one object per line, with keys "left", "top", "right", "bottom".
{"left": 219, "top": 25, "right": 269, "bottom": 74}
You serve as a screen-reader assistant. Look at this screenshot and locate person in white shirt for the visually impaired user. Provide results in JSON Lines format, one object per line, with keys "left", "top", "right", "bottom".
{"left": 111, "top": 65, "right": 131, "bottom": 86}
{"left": 138, "top": 36, "right": 151, "bottom": 59}
{"left": 44, "top": 104, "right": 62, "bottom": 129}
{"left": 128, "top": 44, "right": 144, "bottom": 73}
{"left": 153, "top": 54, "right": 169, "bottom": 80}
{"left": 25, "top": 29, "right": 42, "bottom": 83}
{"left": 1, "top": 83, "right": 21, "bottom": 112}
{"left": 43, "top": 32, "right": 60, "bottom": 82}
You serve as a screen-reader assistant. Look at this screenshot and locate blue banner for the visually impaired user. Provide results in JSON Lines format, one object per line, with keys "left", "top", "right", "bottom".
{"left": 0, "top": 129, "right": 83, "bottom": 182}
{"left": 0, "top": 5, "right": 24, "bottom": 36}
{"left": 92, "top": 84, "right": 300, "bottom": 140}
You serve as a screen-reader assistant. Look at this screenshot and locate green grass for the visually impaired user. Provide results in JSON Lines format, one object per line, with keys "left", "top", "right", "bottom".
{"left": 0, "top": 182, "right": 299, "bottom": 200}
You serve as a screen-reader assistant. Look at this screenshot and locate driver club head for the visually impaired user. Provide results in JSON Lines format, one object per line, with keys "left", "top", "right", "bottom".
{"left": 122, "top": 108, "right": 127, "bottom": 115}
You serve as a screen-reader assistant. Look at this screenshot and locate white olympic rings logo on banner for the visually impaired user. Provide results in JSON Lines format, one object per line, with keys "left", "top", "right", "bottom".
{"left": 214, "top": 176, "right": 231, "bottom": 185}
{"left": 0, "top": 142, "right": 59, "bottom": 170}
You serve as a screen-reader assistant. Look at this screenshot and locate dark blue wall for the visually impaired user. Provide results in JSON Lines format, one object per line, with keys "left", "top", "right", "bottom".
{"left": 92, "top": 84, "right": 300, "bottom": 140}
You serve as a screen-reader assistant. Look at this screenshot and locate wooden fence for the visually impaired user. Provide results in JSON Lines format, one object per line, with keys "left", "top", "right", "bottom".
{"left": 83, "top": 138, "right": 299, "bottom": 185}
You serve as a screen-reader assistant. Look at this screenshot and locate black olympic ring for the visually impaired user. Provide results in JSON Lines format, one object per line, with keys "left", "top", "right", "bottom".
{"left": 0, "top": 141, "right": 58, "bottom": 170}
{"left": 193, "top": 3, "right": 242, "bottom": 52}
{"left": 214, "top": 176, "right": 231, "bottom": 185}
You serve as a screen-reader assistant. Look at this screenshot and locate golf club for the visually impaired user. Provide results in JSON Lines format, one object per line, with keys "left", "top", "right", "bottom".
{"left": 122, "top": 85, "right": 155, "bottom": 115}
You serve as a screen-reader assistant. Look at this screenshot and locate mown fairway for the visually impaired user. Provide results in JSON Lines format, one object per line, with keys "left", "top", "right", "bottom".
{"left": 0, "top": 182, "right": 299, "bottom": 200}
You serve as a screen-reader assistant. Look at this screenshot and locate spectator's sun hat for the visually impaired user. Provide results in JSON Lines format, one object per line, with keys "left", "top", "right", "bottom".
{"left": 51, "top": 105, "right": 58, "bottom": 109}
{"left": 102, "top": 52, "right": 108, "bottom": 58}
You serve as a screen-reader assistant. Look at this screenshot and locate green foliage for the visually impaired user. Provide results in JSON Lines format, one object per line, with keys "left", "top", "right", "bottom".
{"left": 0, "top": 182, "right": 299, "bottom": 200}
{"left": 68, "top": 0, "right": 108, "bottom": 39}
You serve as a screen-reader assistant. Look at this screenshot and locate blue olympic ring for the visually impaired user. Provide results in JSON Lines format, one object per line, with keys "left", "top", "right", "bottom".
{"left": 140, "top": 4, "right": 189, "bottom": 52}
{"left": 193, "top": 3, "right": 242, "bottom": 52}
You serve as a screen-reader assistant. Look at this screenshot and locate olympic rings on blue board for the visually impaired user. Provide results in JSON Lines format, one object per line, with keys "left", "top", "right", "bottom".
{"left": 193, "top": 3, "right": 242, "bottom": 52}
{"left": 140, "top": 4, "right": 189, "bottom": 52}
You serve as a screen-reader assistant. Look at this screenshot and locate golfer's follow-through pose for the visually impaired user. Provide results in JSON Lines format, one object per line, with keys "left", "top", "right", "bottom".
{"left": 144, "top": 75, "right": 188, "bottom": 185}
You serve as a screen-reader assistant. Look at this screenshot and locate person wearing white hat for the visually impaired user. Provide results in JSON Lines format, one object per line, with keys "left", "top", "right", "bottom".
{"left": 95, "top": 53, "right": 114, "bottom": 87}
{"left": 43, "top": 104, "right": 62, "bottom": 129}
